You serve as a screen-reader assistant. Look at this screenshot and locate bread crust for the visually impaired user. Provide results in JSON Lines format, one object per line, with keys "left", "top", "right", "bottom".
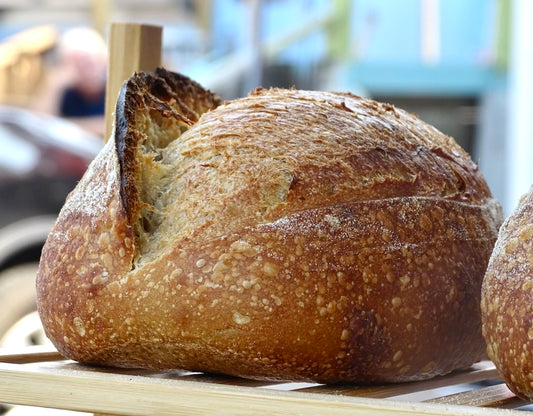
{"left": 482, "top": 187, "right": 533, "bottom": 399}
{"left": 37, "top": 69, "right": 502, "bottom": 383}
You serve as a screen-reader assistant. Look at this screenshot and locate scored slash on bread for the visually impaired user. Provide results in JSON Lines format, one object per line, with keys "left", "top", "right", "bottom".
{"left": 114, "top": 68, "right": 222, "bottom": 225}
{"left": 37, "top": 68, "right": 503, "bottom": 383}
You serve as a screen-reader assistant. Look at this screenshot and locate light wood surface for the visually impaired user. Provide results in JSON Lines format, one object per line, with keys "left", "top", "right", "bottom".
{"left": 104, "top": 23, "right": 162, "bottom": 141}
{"left": 0, "top": 347, "right": 531, "bottom": 416}
{"left": 428, "top": 383, "right": 524, "bottom": 409}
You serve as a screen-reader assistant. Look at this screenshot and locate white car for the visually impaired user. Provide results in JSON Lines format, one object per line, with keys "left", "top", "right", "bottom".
{"left": 0, "top": 106, "right": 101, "bottom": 349}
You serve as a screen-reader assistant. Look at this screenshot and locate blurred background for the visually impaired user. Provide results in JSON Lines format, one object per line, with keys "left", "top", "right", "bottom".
{"left": 0, "top": 0, "right": 528, "bottom": 359}
{"left": 0, "top": 0, "right": 523, "bottom": 211}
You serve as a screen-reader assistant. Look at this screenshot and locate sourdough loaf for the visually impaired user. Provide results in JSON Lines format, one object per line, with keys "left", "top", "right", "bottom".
{"left": 37, "top": 68, "right": 503, "bottom": 383}
{"left": 482, "top": 187, "right": 533, "bottom": 399}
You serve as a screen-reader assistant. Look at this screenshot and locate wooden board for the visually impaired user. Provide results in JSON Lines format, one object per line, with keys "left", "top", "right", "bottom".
{"left": 0, "top": 347, "right": 531, "bottom": 416}
{"left": 104, "top": 23, "right": 162, "bottom": 141}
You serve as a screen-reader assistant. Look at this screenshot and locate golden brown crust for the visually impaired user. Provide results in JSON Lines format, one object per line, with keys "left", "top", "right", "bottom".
{"left": 37, "top": 69, "right": 502, "bottom": 383}
{"left": 482, "top": 187, "right": 533, "bottom": 399}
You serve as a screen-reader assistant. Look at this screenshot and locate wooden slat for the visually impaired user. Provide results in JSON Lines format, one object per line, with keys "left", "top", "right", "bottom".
{"left": 174, "top": 372, "right": 277, "bottom": 388}
{"left": 104, "top": 22, "right": 162, "bottom": 141}
{"left": 0, "top": 350, "right": 531, "bottom": 415}
{"left": 0, "top": 346, "right": 64, "bottom": 364}
{"left": 297, "top": 361, "right": 499, "bottom": 399}
{"left": 427, "top": 383, "right": 528, "bottom": 410}
{"left": 0, "top": 359, "right": 521, "bottom": 416}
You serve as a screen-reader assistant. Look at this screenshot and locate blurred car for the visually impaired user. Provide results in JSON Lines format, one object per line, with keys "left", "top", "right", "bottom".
{"left": 0, "top": 105, "right": 101, "bottom": 348}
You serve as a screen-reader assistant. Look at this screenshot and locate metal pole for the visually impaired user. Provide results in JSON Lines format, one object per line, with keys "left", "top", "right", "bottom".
{"left": 506, "top": 0, "right": 533, "bottom": 213}
{"left": 244, "top": 0, "right": 262, "bottom": 92}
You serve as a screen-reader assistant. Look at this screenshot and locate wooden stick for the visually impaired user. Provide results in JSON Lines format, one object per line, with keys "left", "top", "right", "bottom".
{"left": 104, "top": 23, "right": 162, "bottom": 141}
{"left": 100, "top": 24, "right": 161, "bottom": 416}
{"left": 0, "top": 346, "right": 63, "bottom": 364}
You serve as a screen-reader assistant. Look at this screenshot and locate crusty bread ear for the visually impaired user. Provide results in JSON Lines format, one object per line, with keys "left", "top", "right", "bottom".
{"left": 36, "top": 68, "right": 221, "bottom": 363}
{"left": 115, "top": 68, "right": 222, "bottom": 229}
{"left": 37, "top": 68, "right": 502, "bottom": 383}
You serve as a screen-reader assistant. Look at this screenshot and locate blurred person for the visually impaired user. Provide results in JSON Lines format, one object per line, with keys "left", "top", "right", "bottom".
{"left": 33, "top": 26, "right": 107, "bottom": 137}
